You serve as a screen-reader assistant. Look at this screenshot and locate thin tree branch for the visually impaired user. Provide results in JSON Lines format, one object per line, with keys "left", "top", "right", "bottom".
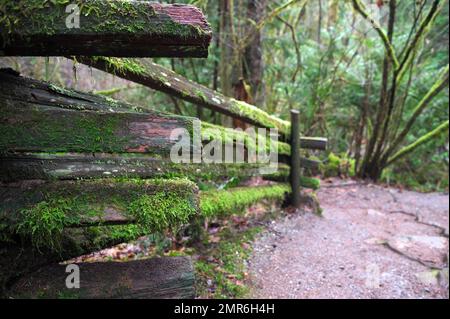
{"left": 276, "top": 15, "right": 302, "bottom": 81}
{"left": 381, "top": 65, "right": 449, "bottom": 162}
{"left": 351, "top": 0, "right": 400, "bottom": 69}
{"left": 386, "top": 120, "right": 449, "bottom": 167}
{"left": 397, "top": 0, "right": 445, "bottom": 81}
{"left": 241, "top": 0, "right": 308, "bottom": 49}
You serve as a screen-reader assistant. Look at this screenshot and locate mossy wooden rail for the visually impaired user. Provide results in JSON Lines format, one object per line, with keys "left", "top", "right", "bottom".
{"left": 0, "top": 179, "right": 199, "bottom": 235}
{"left": 0, "top": 1, "right": 212, "bottom": 57}
{"left": 0, "top": 71, "right": 324, "bottom": 230}
{"left": 0, "top": 153, "right": 269, "bottom": 182}
{"left": 75, "top": 56, "right": 291, "bottom": 135}
{"left": 74, "top": 56, "right": 328, "bottom": 151}
{"left": 200, "top": 184, "right": 291, "bottom": 218}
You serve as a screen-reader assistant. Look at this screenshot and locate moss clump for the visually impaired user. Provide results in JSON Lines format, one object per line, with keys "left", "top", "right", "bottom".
{"left": 196, "top": 90, "right": 208, "bottom": 103}
{"left": 201, "top": 122, "right": 290, "bottom": 157}
{"left": 81, "top": 224, "right": 148, "bottom": 250}
{"left": 322, "top": 153, "right": 356, "bottom": 178}
{"left": 97, "top": 57, "right": 147, "bottom": 77}
{"left": 0, "top": 104, "right": 131, "bottom": 154}
{"left": 264, "top": 166, "right": 321, "bottom": 190}
{"left": 17, "top": 198, "right": 80, "bottom": 252}
{"left": 277, "top": 142, "right": 291, "bottom": 156}
{"left": 229, "top": 99, "right": 291, "bottom": 136}
{"left": 200, "top": 184, "right": 290, "bottom": 218}
{"left": 300, "top": 176, "right": 321, "bottom": 190}
{"left": 128, "top": 192, "right": 197, "bottom": 234}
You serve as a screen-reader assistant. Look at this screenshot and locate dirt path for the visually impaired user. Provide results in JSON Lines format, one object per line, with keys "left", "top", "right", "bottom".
{"left": 249, "top": 179, "right": 449, "bottom": 299}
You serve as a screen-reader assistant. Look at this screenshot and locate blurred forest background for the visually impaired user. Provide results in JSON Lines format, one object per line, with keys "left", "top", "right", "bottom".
{"left": 1, "top": 0, "right": 448, "bottom": 192}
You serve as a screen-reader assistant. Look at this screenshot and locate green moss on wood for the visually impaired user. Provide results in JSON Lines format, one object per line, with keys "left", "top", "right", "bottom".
{"left": 200, "top": 184, "right": 290, "bottom": 218}
{"left": 12, "top": 179, "right": 198, "bottom": 252}
{"left": 0, "top": 105, "right": 130, "bottom": 154}
{"left": 155, "top": 163, "right": 265, "bottom": 182}
{"left": 300, "top": 176, "right": 321, "bottom": 190}
{"left": 96, "top": 57, "right": 147, "bottom": 77}
{"left": 17, "top": 198, "right": 85, "bottom": 252}
{"left": 128, "top": 192, "right": 196, "bottom": 234}
{"left": 196, "top": 90, "right": 208, "bottom": 103}
{"left": 228, "top": 99, "right": 291, "bottom": 136}
{"left": 201, "top": 122, "right": 290, "bottom": 156}
{"left": 76, "top": 57, "right": 290, "bottom": 136}
{"left": 263, "top": 165, "right": 321, "bottom": 190}
{"left": 81, "top": 224, "right": 147, "bottom": 251}
{"left": 266, "top": 175, "right": 321, "bottom": 190}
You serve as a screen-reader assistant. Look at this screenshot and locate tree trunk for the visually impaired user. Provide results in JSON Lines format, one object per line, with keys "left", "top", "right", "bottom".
{"left": 355, "top": 0, "right": 446, "bottom": 181}
{"left": 219, "top": 0, "right": 236, "bottom": 127}
{"left": 244, "top": 0, "right": 267, "bottom": 107}
{"left": 355, "top": 65, "right": 372, "bottom": 171}
{"left": 358, "top": 0, "right": 397, "bottom": 180}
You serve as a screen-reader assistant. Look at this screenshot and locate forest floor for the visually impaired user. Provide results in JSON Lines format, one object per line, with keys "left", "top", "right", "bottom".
{"left": 249, "top": 178, "right": 449, "bottom": 299}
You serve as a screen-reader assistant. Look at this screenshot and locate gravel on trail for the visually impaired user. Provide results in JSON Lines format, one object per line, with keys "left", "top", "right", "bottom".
{"left": 249, "top": 179, "right": 449, "bottom": 299}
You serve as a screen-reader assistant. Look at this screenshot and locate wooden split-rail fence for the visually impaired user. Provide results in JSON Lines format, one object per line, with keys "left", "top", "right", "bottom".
{"left": 0, "top": 1, "right": 327, "bottom": 299}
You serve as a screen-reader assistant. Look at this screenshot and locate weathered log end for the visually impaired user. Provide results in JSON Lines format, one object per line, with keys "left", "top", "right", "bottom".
{"left": 7, "top": 257, "right": 195, "bottom": 299}
{"left": 300, "top": 137, "right": 328, "bottom": 151}
{"left": 0, "top": 1, "right": 212, "bottom": 57}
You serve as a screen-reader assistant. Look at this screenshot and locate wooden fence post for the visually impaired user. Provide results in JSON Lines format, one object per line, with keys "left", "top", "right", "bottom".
{"left": 290, "top": 110, "right": 301, "bottom": 208}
